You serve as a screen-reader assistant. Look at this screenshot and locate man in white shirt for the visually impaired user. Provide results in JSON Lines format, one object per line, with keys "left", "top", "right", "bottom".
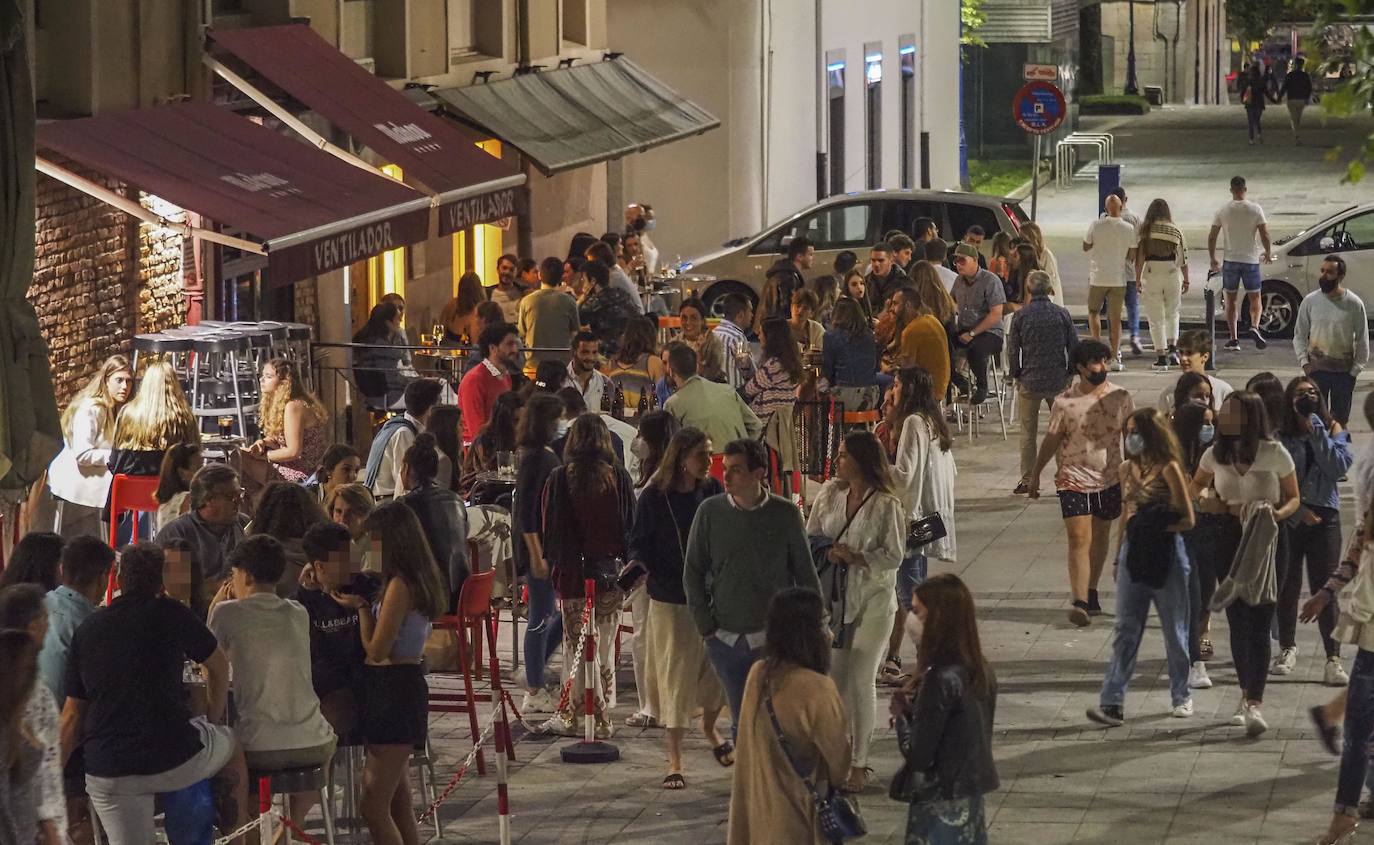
{"left": 1208, "top": 175, "right": 1273, "bottom": 351}
{"left": 1293, "top": 254, "right": 1369, "bottom": 423}
{"left": 366, "top": 378, "right": 444, "bottom": 498}
{"left": 564, "top": 331, "right": 614, "bottom": 411}
{"left": 1083, "top": 194, "right": 1137, "bottom": 370}
{"left": 923, "top": 238, "right": 959, "bottom": 292}
{"left": 1107, "top": 187, "right": 1144, "bottom": 356}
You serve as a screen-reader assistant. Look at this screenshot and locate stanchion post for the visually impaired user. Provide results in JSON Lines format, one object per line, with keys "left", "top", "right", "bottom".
{"left": 1204, "top": 285, "right": 1217, "bottom": 372}
{"left": 484, "top": 614, "right": 513, "bottom": 845}
{"left": 560, "top": 578, "right": 620, "bottom": 764}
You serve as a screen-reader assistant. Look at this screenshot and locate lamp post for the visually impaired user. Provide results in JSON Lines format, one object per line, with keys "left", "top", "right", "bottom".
{"left": 1125, "top": 0, "right": 1140, "bottom": 94}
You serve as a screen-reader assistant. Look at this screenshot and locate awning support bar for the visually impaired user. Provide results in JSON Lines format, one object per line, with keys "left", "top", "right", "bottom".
{"left": 203, "top": 55, "right": 415, "bottom": 191}
{"left": 36, "top": 157, "right": 267, "bottom": 255}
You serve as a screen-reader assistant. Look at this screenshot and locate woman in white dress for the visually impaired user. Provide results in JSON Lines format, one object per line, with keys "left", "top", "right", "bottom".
{"left": 47, "top": 355, "right": 133, "bottom": 538}
{"left": 1020, "top": 221, "right": 1064, "bottom": 307}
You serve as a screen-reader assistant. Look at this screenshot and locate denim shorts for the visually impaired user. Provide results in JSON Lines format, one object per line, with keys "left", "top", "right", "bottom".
{"left": 896, "top": 552, "right": 928, "bottom": 609}
{"left": 1220, "top": 261, "right": 1261, "bottom": 293}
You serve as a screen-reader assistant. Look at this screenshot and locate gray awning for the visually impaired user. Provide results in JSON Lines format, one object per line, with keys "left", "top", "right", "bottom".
{"left": 431, "top": 57, "right": 719, "bottom": 176}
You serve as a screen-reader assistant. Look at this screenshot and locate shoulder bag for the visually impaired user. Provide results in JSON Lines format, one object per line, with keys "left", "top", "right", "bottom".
{"left": 763, "top": 672, "right": 866, "bottom": 843}
{"left": 816, "top": 488, "right": 876, "bottom": 649}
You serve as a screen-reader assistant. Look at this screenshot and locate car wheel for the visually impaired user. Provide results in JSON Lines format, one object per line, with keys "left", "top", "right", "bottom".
{"left": 700, "top": 281, "right": 758, "bottom": 319}
{"left": 1252, "top": 280, "right": 1302, "bottom": 338}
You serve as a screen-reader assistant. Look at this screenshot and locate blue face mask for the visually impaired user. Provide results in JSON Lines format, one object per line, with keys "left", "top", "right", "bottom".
{"left": 1198, "top": 424, "right": 1215, "bottom": 444}
{"left": 1124, "top": 432, "right": 1146, "bottom": 457}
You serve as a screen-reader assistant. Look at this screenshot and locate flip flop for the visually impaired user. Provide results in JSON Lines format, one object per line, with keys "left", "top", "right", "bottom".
{"left": 712, "top": 741, "right": 735, "bottom": 767}
{"left": 662, "top": 773, "right": 686, "bottom": 790}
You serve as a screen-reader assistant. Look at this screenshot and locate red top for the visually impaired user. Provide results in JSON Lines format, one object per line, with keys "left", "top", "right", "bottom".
{"left": 458, "top": 362, "right": 511, "bottom": 444}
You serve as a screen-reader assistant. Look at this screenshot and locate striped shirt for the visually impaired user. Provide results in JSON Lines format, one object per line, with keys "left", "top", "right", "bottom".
{"left": 742, "top": 358, "right": 798, "bottom": 423}
{"left": 713, "top": 320, "right": 755, "bottom": 388}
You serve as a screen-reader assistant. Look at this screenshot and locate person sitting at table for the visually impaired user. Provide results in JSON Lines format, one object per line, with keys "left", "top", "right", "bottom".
{"left": 743, "top": 317, "right": 803, "bottom": 428}
{"left": 106, "top": 359, "right": 198, "bottom": 543}
{"left": 155, "top": 464, "right": 248, "bottom": 596}
{"left": 48, "top": 354, "right": 133, "bottom": 539}
{"left": 788, "top": 289, "right": 826, "bottom": 356}
{"left": 309, "top": 444, "right": 361, "bottom": 505}
{"left": 677, "top": 298, "right": 726, "bottom": 383}
{"left": 460, "top": 391, "right": 523, "bottom": 496}
{"left": 352, "top": 302, "right": 416, "bottom": 409}
{"left": 154, "top": 442, "right": 202, "bottom": 531}
{"left": 440, "top": 272, "right": 486, "bottom": 346}
{"left": 398, "top": 433, "right": 469, "bottom": 610}
{"left": 606, "top": 316, "right": 665, "bottom": 411}
{"left": 363, "top": 377, "right": 444, "bottom": 500}
{"left": 247, "top": 481, "right": 329, "bottom": 595}
{"left": 243, "top": 358, "right": 328, "bottom": 485}
{"left": 207, "top": 535, "right": 337, "bottom": 835}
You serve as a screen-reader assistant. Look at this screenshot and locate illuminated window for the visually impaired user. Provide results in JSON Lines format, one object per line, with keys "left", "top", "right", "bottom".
{"left": 865, "top": 44, "right": 882, "bottom": 191}
{"left": 826, "top": 50, "right": 845, "bottom": 196}
{"left": 368, "top": 164, "right": 407, "bottom": 304}
{"left": 900, "top": 37, "right": 916, "bottom": 189}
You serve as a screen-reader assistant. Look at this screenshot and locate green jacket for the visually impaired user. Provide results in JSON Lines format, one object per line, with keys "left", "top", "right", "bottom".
{"left": 663, "top": 376, "right": 763, "bottom": 451}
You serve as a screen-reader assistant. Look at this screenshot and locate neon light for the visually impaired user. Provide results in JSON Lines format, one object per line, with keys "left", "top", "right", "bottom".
{"left": 826, "top": 62, "right": 845, "bottom": 72}
{"left": 899, "top": 45, "right": 916, "bottom": 55}
{"left": 865, "top": 54, "right": 883, "bottom": 63}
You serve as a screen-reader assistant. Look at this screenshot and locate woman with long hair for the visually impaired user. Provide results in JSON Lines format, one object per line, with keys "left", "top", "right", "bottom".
{"left": 606, "top": 316, "right": 664, "bottom": 410}
{"left": 676, "top": 298, "right": 726, "bottom": 383}
{"left": 880, "top": 366, "right": 958, "bottom": 686}
{"left": 1193, "top": 391, "right": 1301, "bottom": 736}
{"left": 248, "top": 481, "right": 329, "bottom": 593}
{"left": 459, "top": 391, "right": 523, "bottom": 495}
{"left": 1086, "top": 408, "right": 1196, "bottom": 726}
{"left": 0, "top": 620, "right": 42, "bottom": 845}
{"left": 1135, "top": 198, "right": 1190, "bottom": 368}
{"left": 352, "top": 301, "right": 415, "bottom": 407}
{"left": 1246, "top": 371, "right": 1286, "bottom": 435}
{"left": 838, "top": 270, "right": 873, "bottom": 322}
{"left": 1172, "top": 371, "right": 1215, "bottom": 413}
{"left": 331, "top": 501, "right": 445, "bottom": 845}
{"left": 727, "top": 588, "right": 851, "bottom": 844}
{"left": 247, "top": 358, "right": 328, "bottom": 484}
{"left": 514, "top": 394, "right": 567, "bottom": 714}
{"left": 805, "top": 431, "right": 904, "bottom": 794}
{"left": 440, "top": 272, "right": 486, "bottom": 346}
{"left": 632, "top": 410, "right": 680, "bottom": 492}
{"left": 1004, "top": 242, "right": 1039, "bottom": 315}
{"left": 743, "top": 316, "right": 802, "bottom": 426}
{"left": 908, "top": 261, "right": 957, "bottom": 329}
{"left": 423, "top": 407, "right": 462, "bottom": 491}
{"left": 823, "top": 297, "right": 880, "bottom": 412}
{"left": 1018, "top": 220, "right": 1063, "bottom": 305}
{"left": 154, "top": 442, "right": 202, "bottom": 530}
{"left": 987, "top": 231, "right": 1013, "bottom": 280}
{"left": 1172, "top": 400, "right": 1222, "bottom": 687}
{"left": 807, "top": 273, "right": 841, "bottom": 327}
{"left": 538, "top": 415, "right": 635, "bottom": 737}
{"left": 107, "top": 360, "right": 197, "bottom": 541}
{"left": 397, "top": 433, "right": 470, "bottom": 611}
{"left": 891, "top": 573, "right": 998, "bottom": 844}
{"left": 312, "top": 444, "right": 361, "bottom": 504}
{"left": 1273, "top": 376, "right": 1353, "bottom": 683}
{"left": 327, "top": 482, "right": 377, "bottom": 571}
{"left": 48, "top": 355, "right": 133, "bottom": 538}
{"left": 0, "top": 533, "right": 63, "bottom": 592}
{"left": 632, "top": 427, "right": 729, "bottom": 787}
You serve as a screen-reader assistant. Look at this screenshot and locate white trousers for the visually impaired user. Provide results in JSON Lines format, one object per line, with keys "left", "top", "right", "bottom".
{"left": 629, "top": 583, "right": 658, "bottom": 718}
{"left": 1141, "top": 261, "right": 1183, "bottom": 353}
{"left": 829, "top": 598, "right": 896, "bottom": 769}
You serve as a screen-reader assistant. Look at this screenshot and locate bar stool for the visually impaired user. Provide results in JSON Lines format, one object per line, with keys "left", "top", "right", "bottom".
{"left": 229, "top": 323, "right": 274, "bottom": 370}
{"left": 130, "top": 333, "right": 193, "bottom": 377}
{"left": 190, "top": 333, "right": 256, "bottom": 437}
{"left": 284, "top": 323, "right": 315, "bottom": 388}
{"left": 250, "top": 764, "right": 337, "bottom": 845}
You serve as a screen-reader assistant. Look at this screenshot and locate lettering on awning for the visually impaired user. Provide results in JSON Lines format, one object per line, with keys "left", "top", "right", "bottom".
{"left": 267, "top": 206, "right": 430, "bottom": 286}
{"left": 439, "top": 187, "right": 522, "bottom": 236}
{"left": 374, "top": 121, "right": 442, "bottom": 154}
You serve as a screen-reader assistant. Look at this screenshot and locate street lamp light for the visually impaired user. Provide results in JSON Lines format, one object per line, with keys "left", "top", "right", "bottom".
{"left": 1125, "top": 0, "right": 1140, "bottom": 95}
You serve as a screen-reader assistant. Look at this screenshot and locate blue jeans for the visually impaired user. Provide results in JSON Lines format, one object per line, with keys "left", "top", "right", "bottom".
{"left": 1125, "top": 279, "right": 1140, "bottom": 337}
{"left": 1311, "top": 370, "right": 1357, "bottom": 425}
{"left": 706, "top": 634, "right": 763, "bottom": 736}
{"left": 1337, "top": 649, "right": 1374, "bottom": 814}
{"left": 1100, "top": 536, "right": 1192, "bottom": 708}
{"left": 523, "top": 575, "right": 563, "bottom": 690}
{"left": 1246, "top": 105, "right": 1264, "bottom": 140}
{"left": 897, "top": 551, "right": 928, "bottom": 610}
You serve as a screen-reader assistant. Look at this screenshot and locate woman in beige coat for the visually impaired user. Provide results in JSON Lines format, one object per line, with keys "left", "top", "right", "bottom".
{"left": 728, "top": 588, "right": 852, "bottom": 845}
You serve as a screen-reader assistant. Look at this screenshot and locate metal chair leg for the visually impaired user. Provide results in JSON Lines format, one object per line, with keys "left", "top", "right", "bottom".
{"left": 426, "top": 739, "right": 442, "bottom": 839}
{"left": 319, "top": 785, "right": 337, "bottom": 845}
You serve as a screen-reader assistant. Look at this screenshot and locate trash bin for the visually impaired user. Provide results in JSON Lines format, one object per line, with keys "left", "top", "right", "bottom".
{"left": 1098, "top": 164, "right": 1122, "bottom": 214}
{"left": 1144, "top": 85, "right": 1165, "bottom": 106}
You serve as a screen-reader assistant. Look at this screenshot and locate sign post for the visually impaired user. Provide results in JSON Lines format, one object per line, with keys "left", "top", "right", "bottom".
{"left": 1011, "top": 79, "right": 1066, "bottom": 221}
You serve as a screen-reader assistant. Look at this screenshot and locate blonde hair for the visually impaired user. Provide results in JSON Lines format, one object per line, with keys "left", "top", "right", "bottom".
{"left": 908, "top": 261, "right": 956, "bottom": 324}
{"left": 259, "top": 358, "right": 325, "bottom": 441}
{"left": 61, "top": 355, "right": 132, "bottom": 442}
{"left": 112, "top": 360, "right": 198, "bottom": 450}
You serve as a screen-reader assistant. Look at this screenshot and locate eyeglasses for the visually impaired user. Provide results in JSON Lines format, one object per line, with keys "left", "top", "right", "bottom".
{"left": 217, "top": 489, "right": 245, "bottom": 504}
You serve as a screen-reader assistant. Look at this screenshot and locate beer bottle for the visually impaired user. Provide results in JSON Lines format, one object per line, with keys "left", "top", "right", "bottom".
{"left": 636, "top": 387, "right": 649, "bottom": 418}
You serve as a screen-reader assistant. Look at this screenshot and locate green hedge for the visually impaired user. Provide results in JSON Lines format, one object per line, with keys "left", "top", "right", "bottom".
{"left": 1078, "top": 95, "right": 1151, "bottom": 115}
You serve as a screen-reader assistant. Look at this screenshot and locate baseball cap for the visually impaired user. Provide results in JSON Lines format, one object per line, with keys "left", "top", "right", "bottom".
{"left": 953, "top": 243, "right": 980, "bottom": 261}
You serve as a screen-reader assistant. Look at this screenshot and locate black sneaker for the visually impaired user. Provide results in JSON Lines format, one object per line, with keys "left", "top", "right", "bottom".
{"left": 1013, "top": 480, "right": 1031, "bottom": 495}
{"left": 1224, "top": 338, "right": 1242, "bottom": 352}
{"left": 1068, "top": 601, "right": 1091, "bottom": 627}
{"left": 1250, "top": 327, "right": 1267, "bottom": 349}
{"left": 1153, "top": 355, "right": 1169, "bottom": 369}
{"left": 1087, "top": 705, "right": 1125, "bottom": 727}
{"left": 1087, "top": 589, "right": 1103, "bottom": 616}
{"left": 970, "top": 390, "right": 988, "bottom": 406}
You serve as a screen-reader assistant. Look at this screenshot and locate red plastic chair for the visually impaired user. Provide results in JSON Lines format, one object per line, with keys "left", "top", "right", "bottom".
{"left": 105, "top": 475, "right": 161, "bottom": 602}
{"left": 429, "top": 569, "right": 497, "bottom": 776}
{"left": 709, "top": 453, "right": 725, "bottom": 482}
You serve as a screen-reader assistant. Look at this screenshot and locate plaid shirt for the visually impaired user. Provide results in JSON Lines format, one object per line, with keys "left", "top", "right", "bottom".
{"left": 1007, "top": 295, "right": 1076, "bottom": 395}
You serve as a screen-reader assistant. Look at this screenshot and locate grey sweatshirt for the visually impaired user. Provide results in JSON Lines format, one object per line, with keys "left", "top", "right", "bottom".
{"left": 1293, "top": 288, "right": 1369, "bottom": 374}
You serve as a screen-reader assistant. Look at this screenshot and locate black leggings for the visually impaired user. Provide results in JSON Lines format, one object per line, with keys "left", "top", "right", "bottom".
{"left": 1276, "top": 509, "right": 1341, "bottom": 657}
{"left": 1184, "top": 513, "right": 1236, "bottom": 663}
{"left": 1227, "top": 600, "right": 1276, "bottom": 702}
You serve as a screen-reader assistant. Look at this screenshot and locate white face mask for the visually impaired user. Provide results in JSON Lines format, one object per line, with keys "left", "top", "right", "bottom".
{"left": 630, "top": 436, "right": 650, "bottom": 461}
{"left": 556, "top": 419, "right": 571, "bottom": 438}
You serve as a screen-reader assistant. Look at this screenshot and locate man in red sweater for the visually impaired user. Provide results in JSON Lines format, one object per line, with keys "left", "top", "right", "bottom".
{"left": 459, "top": 321, "right": 521, "bottom": 444}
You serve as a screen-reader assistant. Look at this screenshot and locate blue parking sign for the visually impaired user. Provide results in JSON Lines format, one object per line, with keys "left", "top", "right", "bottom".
{"left": 1012, "top": 81, "right": 1066, "bottom": 135}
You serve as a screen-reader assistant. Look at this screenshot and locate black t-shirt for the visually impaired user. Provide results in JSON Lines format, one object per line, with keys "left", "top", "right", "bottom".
{"left": 65, "top": 595, "right": 219, "bottom": 777}
{"left": 513, "top": 446, "right": 562, "bottom": 576}
{"left": 293, "top": 585, "right": 367, "bottom": 697}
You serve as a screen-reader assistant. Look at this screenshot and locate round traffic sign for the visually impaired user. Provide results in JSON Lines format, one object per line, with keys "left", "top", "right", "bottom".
{"left": 1012, "top": 81, "right": 1067, "bottom": 135}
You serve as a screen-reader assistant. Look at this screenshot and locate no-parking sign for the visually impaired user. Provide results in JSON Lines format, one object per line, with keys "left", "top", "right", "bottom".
{"left": 1012, "top": 80, "right": 1067, "bottom": 135}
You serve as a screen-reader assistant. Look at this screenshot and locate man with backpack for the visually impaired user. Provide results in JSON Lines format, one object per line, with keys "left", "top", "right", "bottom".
{"left": 364, "top": 377, "right": 444, "bottom": 498}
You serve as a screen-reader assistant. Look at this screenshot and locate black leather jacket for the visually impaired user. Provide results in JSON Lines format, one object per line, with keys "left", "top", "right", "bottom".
{"left": 399, "top": 482, "right": 469, "bottom": 611}
{"left": 896, "top": 663, "right": 999, "bottom": 801}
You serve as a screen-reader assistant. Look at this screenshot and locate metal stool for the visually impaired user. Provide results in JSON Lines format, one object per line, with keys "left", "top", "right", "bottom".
{"left": 250, "top": 764, "right": 336, "bottom": 845}
{"left": 190, "top": 333, "right": 256, "bottom": 438}
{"left": 131, "top": 333, "right": 194, "bottom": 377}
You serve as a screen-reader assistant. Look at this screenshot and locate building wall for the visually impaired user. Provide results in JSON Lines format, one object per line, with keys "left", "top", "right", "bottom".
{"left": 1098, "top": 0, "right": 1227, "bottom": 104}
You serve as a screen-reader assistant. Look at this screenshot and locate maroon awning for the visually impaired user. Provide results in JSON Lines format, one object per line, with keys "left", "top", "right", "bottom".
{"left": 36, "top": 102, "right": 433, "bottom": 285}
{"left": 208, "top": 24, "right": 525, "bottom": 237}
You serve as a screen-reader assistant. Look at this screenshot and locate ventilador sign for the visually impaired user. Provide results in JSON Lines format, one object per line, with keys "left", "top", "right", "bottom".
{"left": 440, "top": 187, "right": 522, "bottom": 236}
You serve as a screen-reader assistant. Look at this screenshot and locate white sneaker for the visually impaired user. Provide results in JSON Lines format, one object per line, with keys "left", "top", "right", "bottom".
{"left": 522, "top": 688, "right": 557, "bottom": 714}
{"left": 537, "top": 714, "right": 578, "bottom": 737}
{"left": 1188, "top": 661, "right": 1212, "bottom": 690}
{"left": 1244, "top": 704, "right": 1268, "bottom": 737}
{"left": 1110, "top": 356, "right": 1125, "bottom": 372}
{"left": 1171, "top": 699, "right": 1194, "bottom": 718}
{"left": 1270, "top": 645, "right": 1298, "bottom": 675}
{"left": 1325, "top": 657, "right": 1351, "bottom": 687}
{"left": 1230, "top": 700, "right": 1248, "bottom": 726}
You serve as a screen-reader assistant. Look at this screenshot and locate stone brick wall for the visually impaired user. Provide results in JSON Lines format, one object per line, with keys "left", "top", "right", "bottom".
{"left": 136, "top": 198, "right": 188, "bottom": 334}
{"left": 294, "top": 276, "right": 318, "bottom": 337}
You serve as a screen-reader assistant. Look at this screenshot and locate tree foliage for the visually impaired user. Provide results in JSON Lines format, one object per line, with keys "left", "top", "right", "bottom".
{"left": 1229, "top": 0, "right": 1288, "bottom": 42}
{"left": 1296, "top": 0, "right": 1374, "bottom": 182}
{"left": 962, "top": 0, "right": 987, "bottom": 48}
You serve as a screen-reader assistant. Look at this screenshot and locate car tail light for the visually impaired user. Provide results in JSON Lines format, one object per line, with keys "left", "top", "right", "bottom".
{"left": 1002, "top": 203, "right": 1022, "bottom": 231}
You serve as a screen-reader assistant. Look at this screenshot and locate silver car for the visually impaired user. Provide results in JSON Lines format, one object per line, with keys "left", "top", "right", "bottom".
{"left": 672, "top": 189, "right": 1029, "bottom": 313}
{"left": 1258, "top": 201, "right": 1374, "bottom": 336}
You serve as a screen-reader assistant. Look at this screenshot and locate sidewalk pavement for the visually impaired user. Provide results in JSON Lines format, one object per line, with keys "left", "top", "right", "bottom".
{"left": 412, "top": 345, "right": 1366, "bottom": 844}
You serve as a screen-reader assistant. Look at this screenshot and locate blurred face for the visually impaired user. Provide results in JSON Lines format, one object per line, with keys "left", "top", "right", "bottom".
{"left": 327, "top": 456, "right": 362, "bottom": 489}
{"left": 165, "top": 549, "right": 194, "bottom": 605}
{"left": 722, "top": 453, "right": 765, "bottom": 499}
{"left": 870, "top": 251, "right": 892, "bottom": 276}
{"left": 333, "top": 500, "right": 367, "bottom": 536}
{"left": 316, "top": 549, "right": 357, "bottom": 591}
{"left": 791, "top": 301, "right": 813, "bottom": 323}
{"left": 573, "top": 340, "right": 601, "bottom": 373}
{"left": 846, "top": 275, "right": 865, "bottom": 299}
{"left": 201, "top": 481, "right": 244, "bottom": 527}
{"left": 682, "top": 439, "right": 712, "bottom": 482}
{"left": 107, "top": 369, "right": 133, "bottom": 404}
{"left": 497, "top": 257, "right": 517, "bottom": 284}
{"left": 796, "top": 246, "right": 816, "bottom": 270}
{"left": 1218, "top": 402, "right": 1245, "bottom": 436}
{"left": 260, "top": 363, "right": 282, "bottom": 396}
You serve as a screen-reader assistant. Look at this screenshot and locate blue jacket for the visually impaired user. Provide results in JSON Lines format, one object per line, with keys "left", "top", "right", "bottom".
{"left": 1278, "top": 415, "right": 1353, "bottom": 514}
{"left": 822, "top": 329, "right": 879, "bottom": 388}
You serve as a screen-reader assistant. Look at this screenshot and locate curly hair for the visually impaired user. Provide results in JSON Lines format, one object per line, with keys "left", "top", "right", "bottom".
{"left": 259, "top": 358, "right": 326, "bottom": 441}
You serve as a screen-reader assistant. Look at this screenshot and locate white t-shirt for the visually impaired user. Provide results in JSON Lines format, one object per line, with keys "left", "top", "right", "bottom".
{"left": 1199, "top": 439, "right": 1294, "bottom": 506}
{"left": 935, "top": 264, "right": 959, "bottom": 293}
{"left": 1083, "top": 217, "right": 1136, "bottom": 287}
{"left": 1212, "top": 199, "right": 1268, "bottom": 264}
{"left": 207, "top": 593, "right": 337, "bottom": 753}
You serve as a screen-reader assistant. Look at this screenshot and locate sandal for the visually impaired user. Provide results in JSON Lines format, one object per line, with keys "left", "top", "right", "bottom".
{"left": 877, "top": 656, "right": 903, "bottom": 686}
{"left": 662, "top": 773, "right": 686, "bottom": 790}
{"left": 711, "top": 741, "right": 735, "bottom": 767}
{"left": 840, "top": 767, "right": 873, "bottom": 794}
{"left": 625, "top": 712, "right": 660, "bottom": 728}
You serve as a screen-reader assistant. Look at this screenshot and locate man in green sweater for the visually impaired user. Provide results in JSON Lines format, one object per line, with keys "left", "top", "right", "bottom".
{"left": 683, "top": 438, "right": 819, "bottom": 737}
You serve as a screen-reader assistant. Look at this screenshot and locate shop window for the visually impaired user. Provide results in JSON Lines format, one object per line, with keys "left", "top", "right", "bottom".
{"left": 864, "top": 44, "right": 882, "bottom": 191}
{"left": 899, "top": 37, "right": 915, "bottom": 189}
{"left": 367, "top": 164, "right": 408, "bottom": 303}
{"left": 826, "top": 51, "right": 845, "bottom": 196}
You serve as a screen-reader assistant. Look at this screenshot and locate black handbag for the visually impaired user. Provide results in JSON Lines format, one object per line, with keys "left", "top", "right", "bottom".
{"left": 906, "top": 512, "right": 948, "bottom": 552}
{"left": 764, "top": 674, "right": 866, "bottom": 843}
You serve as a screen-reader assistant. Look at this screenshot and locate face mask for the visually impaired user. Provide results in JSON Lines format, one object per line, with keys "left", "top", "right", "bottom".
{"left": 556, "top": 419, "right": 571, "bottom": 438}
{"left": 1124, "top": 432, "right": 1145, "bottom": 457}
{"left": 1198, "top": 424, "right": 1216, "bottom": 444}
{"left": 1084, "top": 369, "right": 1108, "bottom": 386}
{"left": 1295, "top": 395, "right": 1320, "bottom": 415}
{"left": 643, "top": 219, "right": 656, "bottom": 231}
{"left": 1189, "top": 396, "right": 1210, "bottom": 408}
{"left": 1319, "top": 275, "right": 1340, "bottom": 293}
{"left": 630, "top": 436, "right": 650, "bottom": 461}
